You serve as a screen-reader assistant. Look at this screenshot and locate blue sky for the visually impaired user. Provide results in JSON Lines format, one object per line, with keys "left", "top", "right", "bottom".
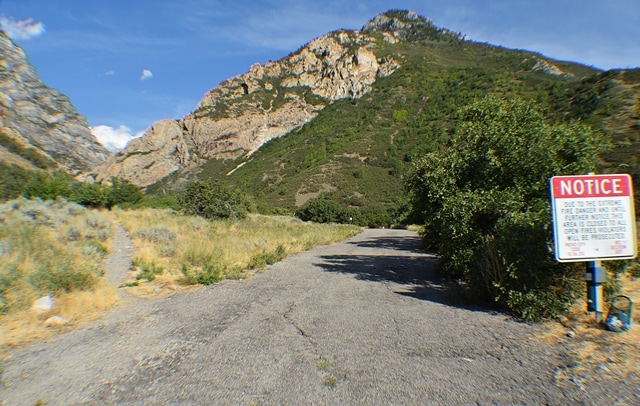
{"left": 1, "top": 0, "right": 639, "bottom": 151}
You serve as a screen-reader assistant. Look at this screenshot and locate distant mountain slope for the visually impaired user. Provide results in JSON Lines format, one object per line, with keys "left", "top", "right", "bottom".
{"left": 90, "top": 10, "right": 638, "bottom": 217}
{"left": 89, "top": 12, "right": 427, "bottom": 186}
{"left": 0, "top": 31, "right": 110, "bottom": 174}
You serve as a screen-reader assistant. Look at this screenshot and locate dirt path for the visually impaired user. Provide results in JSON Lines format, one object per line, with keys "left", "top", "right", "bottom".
{"left": 0, "top": 228, "right": 615, "bottom": 405}
{"left": 104, "top": 225, "right": 136, "bottom": 286}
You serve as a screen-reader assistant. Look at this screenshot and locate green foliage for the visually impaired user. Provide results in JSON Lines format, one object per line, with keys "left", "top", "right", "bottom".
{"left": 29, "top": 260, "right": 98, "bottom": 293}
{"left": 392, "top": 109, "right": 409, "bottom": 123}
{"left": 405, "top": 96, "right": 608, "bottom": 320}
{"left": 178, "top": 179, "right": 250, "bottom": 220}
{"left": 297, "top": 196, "right": 349, "bottom": 224}
{"left": 71, "top": 182, "right": 106, "bottom": 208}
{"left": 131, "top": 257, "right": 164, "bottom": 282}
{"left": 179, "top": 263, "right": 223, "bottom": 285}
{"left": 0, "top": 162, "right": 33, "bottom": 200}
{"left": 105, "top": 177, "right": 143, "bottom": 208}
{"left": 0, "top": 199, "right": 110, "bottom": 305}
{"left": 248, "top": 245, "right": 287, "bottom": 269}
{"left": 23, "top": 171, "right": 72, "bottom": 201}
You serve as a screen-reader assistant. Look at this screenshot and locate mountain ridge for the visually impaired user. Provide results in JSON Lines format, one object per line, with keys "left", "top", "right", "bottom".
{"left": 88, "top": 10, "right": 467, "bottom": 186}
{"left": 0, "top": 31, "right": 111, "bottom": 174}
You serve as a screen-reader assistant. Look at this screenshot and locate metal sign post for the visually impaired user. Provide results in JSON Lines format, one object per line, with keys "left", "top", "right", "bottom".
{"left": 550, "top": 174, "right": 637, "bottom": 321}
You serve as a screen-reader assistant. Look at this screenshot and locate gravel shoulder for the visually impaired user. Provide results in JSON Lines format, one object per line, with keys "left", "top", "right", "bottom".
{"left": 0, "top": 228, "right": 600, "bottom": 405}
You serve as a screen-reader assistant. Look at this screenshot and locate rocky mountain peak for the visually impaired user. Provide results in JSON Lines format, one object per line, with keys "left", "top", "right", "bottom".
{"left": 362, "top": 10, "right": 461, "bottom": 43}
{"left": 0, "top": 31, "right": 111, "bottom": 174}
{"left": 89, "top": 15, "right": 407, "bottom": 187}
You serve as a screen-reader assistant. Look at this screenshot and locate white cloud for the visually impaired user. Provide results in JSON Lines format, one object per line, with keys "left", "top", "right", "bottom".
{"left": 105, "top": 70, "right": 115, "bottom": 76}
{"left": 140, "top": 69, "right": 153, "bottom": 80}
{"left": 0, "top": 15, "right": 45, "bottom": 40}
{"left": 91, "top": 125, "right": 144, "bottom": 152}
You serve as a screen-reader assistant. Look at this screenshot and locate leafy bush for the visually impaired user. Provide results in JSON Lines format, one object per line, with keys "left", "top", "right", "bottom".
{"left": 71, "top": 182, "right": 107, "bottom": 208}
{"left": 405, "top": 96, "right": 608, "bottom": 320}
{"left": 297, "top": 195, "right": 348, "bottom": 224}
{"left": 178, "top": 179, "right": 250, "bottom": 220}
{"left": 22, "top": 171, "right": 72, "bottom": 201}
{"left": 105, "top": 177, "right": 143, "bottom": 208}
{"left": 0, "top": 163, "right": 33, "bottom": 200}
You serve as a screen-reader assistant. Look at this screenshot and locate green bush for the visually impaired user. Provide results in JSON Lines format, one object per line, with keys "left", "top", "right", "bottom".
{"left": 29, "top": 259, "right": 98, "bottom": 294}
{"left": 405, "top": 96, "right": 608, "bottom": 320}
{"left": 22, "top": 171, "right": 72, "bottom": 201}
{"left": 0, "top": 163, "right": 33, "bottom": 200}
{"left": 106, "top": 177, "right": 143, "bottom": 208}
{"left": 71, "top": 182, "right": 107, "bottom": 208}
{"left": 297, "top": 196, "right": 348, "bottom": 224}
{"left": 179, "top": 263, "right": 223, "bottom": 285}
{"left": 178, "top": 179, "right": 250, "bottom": 220}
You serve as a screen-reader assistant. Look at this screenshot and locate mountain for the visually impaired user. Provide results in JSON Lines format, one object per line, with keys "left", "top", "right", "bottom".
{"left": 89, "top": 15, "right": 409, "bottom": 186}
{"left": 0, "top": 31, "right": 111, "bottom": 174}
{"left": 90, "top": 10, "right": 639, "bottom": 217}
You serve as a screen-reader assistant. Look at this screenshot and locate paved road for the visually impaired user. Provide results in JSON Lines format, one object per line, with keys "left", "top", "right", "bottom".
{"left": 1, "top": 229, "right": 578, "bottom": 405}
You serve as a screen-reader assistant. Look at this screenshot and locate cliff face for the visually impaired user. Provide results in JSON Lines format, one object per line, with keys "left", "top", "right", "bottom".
{"left": 0, "top": 32, "right": 111, "bottom": 174}
{"left": 90, "top": 12, "right": 423, "bottom": 187}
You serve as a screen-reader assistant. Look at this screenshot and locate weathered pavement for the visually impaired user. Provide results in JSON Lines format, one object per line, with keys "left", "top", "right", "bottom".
{"left": 1, "top": 228, "right": 582, "bottom": 405}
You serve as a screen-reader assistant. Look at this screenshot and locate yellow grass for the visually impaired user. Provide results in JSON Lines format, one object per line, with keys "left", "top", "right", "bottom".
{"left": 0, "top": 282, "right": 118, "bottom": 349}
{"left": 0, "top": 199, "right": 119, "bottom": 353}
{"left": 110, "top": 208, "right": 362, "bottom": 290}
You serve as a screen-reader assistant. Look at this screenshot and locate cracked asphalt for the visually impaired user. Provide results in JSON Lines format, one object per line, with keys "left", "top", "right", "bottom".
{"left": 1, "top": 228, "right": 584, "bottom": 405}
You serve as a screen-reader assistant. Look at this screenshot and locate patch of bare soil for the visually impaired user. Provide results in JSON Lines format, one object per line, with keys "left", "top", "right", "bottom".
{"left": 538, "top": 276, "right": 640, "bottom": 403}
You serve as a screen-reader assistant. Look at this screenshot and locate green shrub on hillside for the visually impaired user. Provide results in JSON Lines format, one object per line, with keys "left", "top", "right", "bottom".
{"left": 405, "top": 96, "right": 608, "bottom": 320}
{"left": 0, "top": 163, "right": 33, "bottom": 200}
{"left": 297, "top": 196, "right": 348, "bottom": 224}
{"left": 178, "top": 179, "right": 251, "bottom": 221}
{"left": 22, "top": 171, "right": 72, "bottom": 201}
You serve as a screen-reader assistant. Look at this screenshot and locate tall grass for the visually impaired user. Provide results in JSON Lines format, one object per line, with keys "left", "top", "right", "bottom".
{"left": 111, "top": 208, "right": 362, "bottom": 285}
{"left": 0, "top": 198, "right": 118, "bottom": 349}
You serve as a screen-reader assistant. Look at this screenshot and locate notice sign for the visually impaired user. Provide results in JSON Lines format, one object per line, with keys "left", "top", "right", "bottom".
{"left": 550, "top": 174, "right": 637, "bottom": 262}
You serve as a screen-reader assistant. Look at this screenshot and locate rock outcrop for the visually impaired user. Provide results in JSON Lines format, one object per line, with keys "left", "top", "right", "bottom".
{"left": 0, "top": 31, "right": 111, "bottom": 173}
{"left": 90, "top": 12, "right": 431, "bottom": 187}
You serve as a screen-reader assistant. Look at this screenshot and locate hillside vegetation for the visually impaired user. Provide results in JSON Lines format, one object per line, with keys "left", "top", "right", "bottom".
{"left": 146, "top": 14, "right": 638, "bottom": 224}
{"left": 1, "top": 10, "right": 639, "bottom": 322}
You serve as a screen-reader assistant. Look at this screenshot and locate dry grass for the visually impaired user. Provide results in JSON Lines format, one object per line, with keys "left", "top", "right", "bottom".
{"left": 110, "top": 208, "right": 362, "bottom": 292}
{"left": 0, "top": 281, "right": 118, "bottom": 349}
{"left": 539, "top": 274, "right": 640, "bottom": 393}
{"left": 0, "top": 199, "right": 119, "bottom": 352}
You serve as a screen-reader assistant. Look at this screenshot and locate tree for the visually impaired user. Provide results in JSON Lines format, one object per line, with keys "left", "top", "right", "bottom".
{"left": 22, "top": 171, "right": 72, "bottom": 201}
{"left": 297, "top": 195, "right": 347, "bottom": 224}
{"left": 106, "top": 177, "right": 143, "bottom": 208}
{"left": 405, "top": 96, "right": 608, "bottom": 320}
{"left": 71, "top": 182, "right": 106, "bottom": 208}
{"left": 178, "top": 179, "right": 249, "bottom": 221}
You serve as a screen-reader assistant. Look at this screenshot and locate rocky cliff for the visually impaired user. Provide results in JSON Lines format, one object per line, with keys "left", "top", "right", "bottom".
{"left": 88, "top": 12, "right": 452, "bottom": 187}
{"left": 0, "top": 31, "right": 110, "bottom": 174}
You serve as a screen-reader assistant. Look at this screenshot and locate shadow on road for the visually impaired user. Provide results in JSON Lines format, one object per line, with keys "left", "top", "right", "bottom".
{"left": 315, "top": 233, "right": 459, "bottom": 306}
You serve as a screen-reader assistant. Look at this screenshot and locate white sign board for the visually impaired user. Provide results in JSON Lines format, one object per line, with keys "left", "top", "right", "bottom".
{"left": 550, "top": 174, "right": 637, "bottom": 262}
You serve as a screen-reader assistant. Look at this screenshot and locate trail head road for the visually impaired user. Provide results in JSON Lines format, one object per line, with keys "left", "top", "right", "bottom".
{"left": 1, "top": 228, "right": 592, "bottom": 404}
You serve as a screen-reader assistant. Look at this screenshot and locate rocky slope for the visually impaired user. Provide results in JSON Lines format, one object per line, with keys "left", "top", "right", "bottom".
{"left": 88, "top": 12, "right": 447, "bottom": 186}
{"left": 0, "top": 31, "right": 111, "bottom": 174}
